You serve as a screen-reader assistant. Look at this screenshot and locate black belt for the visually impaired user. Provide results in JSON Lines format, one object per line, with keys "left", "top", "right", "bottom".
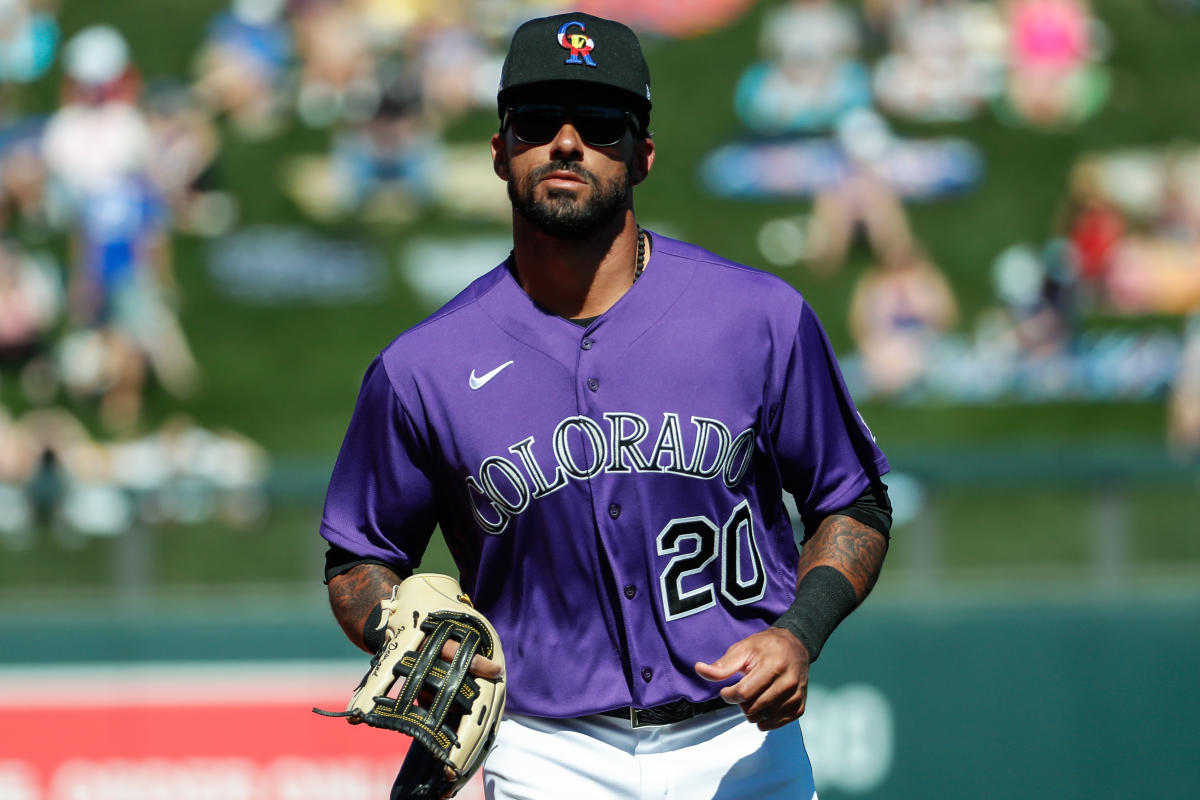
{"left": 598, "top": 697, "right": 730, "bottom": 728}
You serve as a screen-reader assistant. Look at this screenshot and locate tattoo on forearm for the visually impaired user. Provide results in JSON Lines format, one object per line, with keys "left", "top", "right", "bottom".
{"left": 798, "top": 515, "right": 889, "bottom": 601}
{"left": 328, "top": 564, "right": 402, "bottom": 651}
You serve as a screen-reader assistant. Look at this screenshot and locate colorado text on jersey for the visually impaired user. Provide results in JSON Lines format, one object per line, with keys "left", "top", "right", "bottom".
{"left": 465, "top": 412, "right": 756, "bottom": 534}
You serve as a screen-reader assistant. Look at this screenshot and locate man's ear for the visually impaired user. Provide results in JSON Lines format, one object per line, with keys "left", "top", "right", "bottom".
{"left": 631, "top": 136, "right": 655, "bottom": 186}
{"left": 491, "top": 133, "right": 509, "bottom": 181}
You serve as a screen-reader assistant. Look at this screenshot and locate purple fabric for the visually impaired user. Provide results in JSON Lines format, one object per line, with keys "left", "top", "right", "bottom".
{"left": 320, "top": 233, "right": 888, "bottom": 718}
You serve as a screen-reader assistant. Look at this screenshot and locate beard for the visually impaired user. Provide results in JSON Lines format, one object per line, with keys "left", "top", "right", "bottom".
{"left": 508, "top": 159, "right": 632, "bottom": 239}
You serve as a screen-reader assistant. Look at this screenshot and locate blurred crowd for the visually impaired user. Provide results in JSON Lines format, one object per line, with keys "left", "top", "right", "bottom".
{"left": 0, "top": 1, "right": 261, "bottom": 545}
{"left": 720, "top": 0, "right": 1200, "bottom": 462}
{"left": 0, "top": 0, "right": 764, "bottom": 544}
{"left": 735, "top": 0, "right": 1109, "bottom": 135}
{"left": 1, "top": 0, "right": 1198, "bottom": 549}
{"left": 831, "top": 137, "right": 1198, "bottom": 417}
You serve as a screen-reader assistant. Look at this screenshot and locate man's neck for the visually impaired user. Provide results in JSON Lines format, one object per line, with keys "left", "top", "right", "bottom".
{"left": 510, "top": 213, "right": 643, "bottom": 320}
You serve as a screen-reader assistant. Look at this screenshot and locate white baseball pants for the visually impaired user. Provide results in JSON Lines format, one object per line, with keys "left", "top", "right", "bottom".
{"left": 482, "top": 706, "right": 818, "bottom": 799}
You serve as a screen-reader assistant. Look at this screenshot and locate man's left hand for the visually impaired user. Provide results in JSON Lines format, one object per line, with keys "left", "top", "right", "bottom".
{"left": 694, "top": 627, "right": 811, "bottom": 731}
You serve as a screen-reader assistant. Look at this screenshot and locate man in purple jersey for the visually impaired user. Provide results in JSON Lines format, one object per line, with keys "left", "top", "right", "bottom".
{"left": 320, "top": 11, "right": 892, "bottom": 799}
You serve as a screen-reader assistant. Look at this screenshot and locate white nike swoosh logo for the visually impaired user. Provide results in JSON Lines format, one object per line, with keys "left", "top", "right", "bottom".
{"left": 469, "top": 360, "right": 514, "bottom": 390}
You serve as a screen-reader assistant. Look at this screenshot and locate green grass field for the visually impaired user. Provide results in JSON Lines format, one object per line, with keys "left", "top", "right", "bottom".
{"left": 3, "top": 0, "right": 1198, "bottom": 600}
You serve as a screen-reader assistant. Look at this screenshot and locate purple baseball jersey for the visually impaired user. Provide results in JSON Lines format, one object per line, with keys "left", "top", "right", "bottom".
{"left": 320, "top": 232, "right": 888, "bottom": 718}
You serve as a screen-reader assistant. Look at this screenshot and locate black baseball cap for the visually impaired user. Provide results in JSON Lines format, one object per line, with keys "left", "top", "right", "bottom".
{"left": 497, "top": 12, "right": 651, "bottom": 121}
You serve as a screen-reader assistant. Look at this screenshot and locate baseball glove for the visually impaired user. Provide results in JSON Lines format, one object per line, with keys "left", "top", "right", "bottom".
{"left": 314, "top": 573, "right": 506, "bottom": 799}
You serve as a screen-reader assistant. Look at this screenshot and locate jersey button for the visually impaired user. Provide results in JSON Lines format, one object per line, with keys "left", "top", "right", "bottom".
{"left": 623, "top": 584, "right": 636, "bottom": 599}
{"left": 641, "top": 667, "right": 653, "bottom": 682}
{"left": 587, "top": 378, "right": 599, "bottom": 392}
{"left": 608, "top": 503, "right": 621, "bottom": 519}
{"left": 581, "top": 338, "right": 593, "bottom": 350}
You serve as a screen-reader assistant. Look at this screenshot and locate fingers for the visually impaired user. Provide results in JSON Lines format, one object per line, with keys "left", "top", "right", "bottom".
{"left": 698, "top": 629, "right": 811, "bottom": 730}
{"left": 736, "top": 673, "right": 807, "bottom": 730}
{"left": 439, "top": 639, "right": 504, "bottom": 679}
{"left": 469, "top": 652, "right": 504, "bottom": 680}
{"left": 698, "top": 646, "right": 771, "bottom": 702}
{"left": 694, "top": 645, "right": 750, "bottom": 682}
{"left": 696, "top": 655, "right": 754, "bottom": 706}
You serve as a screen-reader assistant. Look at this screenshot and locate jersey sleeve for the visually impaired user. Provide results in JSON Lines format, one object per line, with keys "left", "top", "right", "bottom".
{"left": 318, "top": 356, "right": 438, "bottom": 570}
{"left": 769, "top": 301, "right": 889, "bottom": 519}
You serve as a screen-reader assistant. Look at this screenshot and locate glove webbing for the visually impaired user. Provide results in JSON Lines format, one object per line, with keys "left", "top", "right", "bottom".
{"left": 369, "top": 612, "right": 490, "bottom": 757}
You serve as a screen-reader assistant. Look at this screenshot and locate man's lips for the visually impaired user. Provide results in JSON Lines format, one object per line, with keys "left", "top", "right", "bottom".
{"left": 540, "top": 169, "right": 588, "bottom": 187}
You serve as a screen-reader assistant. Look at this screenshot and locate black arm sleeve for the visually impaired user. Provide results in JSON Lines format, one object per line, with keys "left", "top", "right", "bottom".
{"left": 772, "top": 565, "right": 857, "bottom": 662}
{"left": 323, "top": 542, "right": 413, "bottom": 584}
{"left": 801, "top": 480, "right": 893, "bottom": 543}
{"left": 777, "top": 481, "right": 892, "bottom": 661}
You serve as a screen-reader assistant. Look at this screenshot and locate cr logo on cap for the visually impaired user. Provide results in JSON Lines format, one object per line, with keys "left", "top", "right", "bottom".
{"left": 557, "top": 21, "right": 596, "bottom": 67}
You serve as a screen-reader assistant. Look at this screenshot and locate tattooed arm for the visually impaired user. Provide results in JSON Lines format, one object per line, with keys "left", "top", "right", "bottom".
{"left": 328, "top": 562, "right": 505, "bottom": 680}
{"left": 328, "top": 563, "right": 406, "bottom": 653}
{"left": 793, "top": 513, "right": 890, "bottom": 605}
{"left": 695, "top": 511, "right": 889, "bottom": 730}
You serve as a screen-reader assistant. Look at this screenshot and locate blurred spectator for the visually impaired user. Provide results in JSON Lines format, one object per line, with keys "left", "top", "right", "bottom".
{"left": 1102, "top": 149, "right": 1200, "bottom": 315}
{"left": 0, "top": 0, "right": 58, "bottom": 85}
{"left": 41, "top": 25, "right": 150, "bottom": 197}
{"left": 290, "top": 0, "right": 379, "bottom": 128}
{"left": 996, "top": 144, "right": 1200, "bottom": 317}
{"left": 1106, "top": 237, "right": 1200, "bottom": 315}
{"left": 411, "top": 21, "right": 504, "bottom": 124}
{"left": 56, "top": 174, "right": 200, "bottom": 431}
{"left": 872, "top": 0, "right": 1006, "bottom": 122}
{"left": 998, "top": 0, "right": 1109, "bottom": 128}
{"left": 733, "top": 0, "right": 872, "bottom": 135}
{"left": 332, "top": 68, "right": 442, "bottom": 222}
{"left": 1168, "top": 314, "right": 1200, "bottom": 463}
{"left": 0, "top": 403, "right": 36, "bottom": 543}
{"left": 13, "top": 405, "right": 112, "bottom": 537}
{"left": 143, "top": 78, "right": 237, "bottom": 237}
{"left": 804, "top": 109, "right": 914, "bottom": 275}
{"left": 349, "top": 0, "right": 421, "bottom": 48}
{"left": 991, "top": 239, "right": 1076, "bottom": 361}
{"left": 42, "top": 26, "right": 198, "bottom": 432}
{"left": 0, "top": 404, "right": 270, "bottom": 542}
{"left": 4, "top": 9, "right": 284, "bottom": 543}
{"left": 192, "top": 0, "right": 292, "bottom": 139}
{"left": 1058, "top": 159, "right": 1125, "bottom": 302}
{"left": 760, "top": 0, "right": 861, "bottom": 66}
{"left": 848, "top": 242, "right": 959, "bottom": 396}
{"left": 0, "top": 238, "right": 60, "bottom": 399}
{"left": 1152, "top": 147, "right": 1200, "bottom": 244}
{"left": 108, "top": 414, "right": 270, "bottom": 529}
{"left": 285, "top": 63, "right": 447, "bottom": 223}
{"left": 0, "top": 119, "right": 50, "bottom": 235}
{"left": 0, "top": 404, "right": 33, "bottom": 483}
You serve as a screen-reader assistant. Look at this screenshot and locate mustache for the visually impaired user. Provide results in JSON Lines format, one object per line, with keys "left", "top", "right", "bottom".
{"left": 529, "top": 161, "right": 596, "bottom": 184}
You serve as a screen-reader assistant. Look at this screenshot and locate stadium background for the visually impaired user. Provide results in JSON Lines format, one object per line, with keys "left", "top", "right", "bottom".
{"left": 0, "top": 1, "right": 1197, "bottom": 798}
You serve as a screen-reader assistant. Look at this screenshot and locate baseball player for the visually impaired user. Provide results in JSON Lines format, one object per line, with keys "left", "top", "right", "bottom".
{"left": 320, "top": 12, "right": 892, "bottom": 799}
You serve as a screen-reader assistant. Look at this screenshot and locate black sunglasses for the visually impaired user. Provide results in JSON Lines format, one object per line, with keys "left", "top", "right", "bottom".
{"left": 502, "top": 103, "right": 640, "bottom": 148}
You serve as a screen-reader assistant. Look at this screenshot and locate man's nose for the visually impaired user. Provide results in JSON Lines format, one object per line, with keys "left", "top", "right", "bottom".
{"left": 548, "top": 121, "right": 584, "bottom": 160}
